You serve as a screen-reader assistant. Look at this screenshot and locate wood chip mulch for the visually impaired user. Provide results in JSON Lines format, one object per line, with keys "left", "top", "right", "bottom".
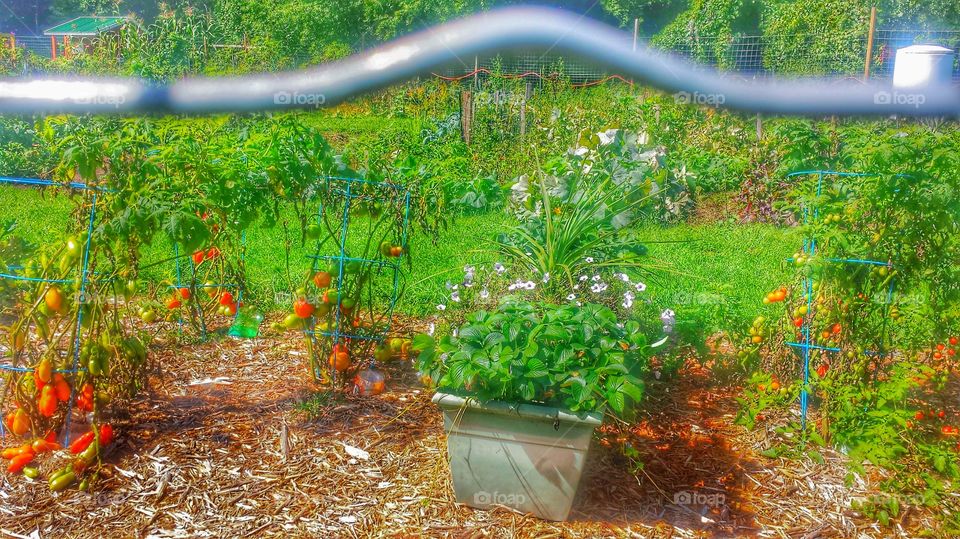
{"left": 0, "top": 319, "right": 951, "bottom": 538}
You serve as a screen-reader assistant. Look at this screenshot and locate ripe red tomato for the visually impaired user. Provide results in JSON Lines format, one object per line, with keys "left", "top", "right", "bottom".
{"left": 192, "top": 250, "right": 205, "bottom": 265}
{"left": 936, "top": 343, "right": 946, "bottom": 351}
{"left": 219, "top": 291, "right": 234, "bottom": 306}
{"left": 816, "top": 363, "right": 829, "bottom": 377}
{"left": 831, "top": 323, "right": 841, "bottom": 335}
{"left": 178, "top": 287, "right": 191, "bottom": 300}
{"left": 206, "top": 247, "right": 221, "bottom": 260}
{"left": 293, "top": 299, "right": 315, "bottom": 319}
{"left": 167, "top": 296, "right": 182, "bottom": 309}
{"left": 950, "top": 336, "right": 958, "bottom": 346}
{"left": 915, "top": 411, "right": 925, "bottom": 421}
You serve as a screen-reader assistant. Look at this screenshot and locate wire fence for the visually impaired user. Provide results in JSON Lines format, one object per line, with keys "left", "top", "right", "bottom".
{"left": 431, "top": 30, "right": 960, "bottom": 84}
{"left": 6, "top": 27, "right": 959, "bottom": 85}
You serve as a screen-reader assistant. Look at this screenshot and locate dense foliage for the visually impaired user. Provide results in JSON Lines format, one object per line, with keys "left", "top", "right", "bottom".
{"left": 416, "top": 298, "right": 650, "bottom": 419}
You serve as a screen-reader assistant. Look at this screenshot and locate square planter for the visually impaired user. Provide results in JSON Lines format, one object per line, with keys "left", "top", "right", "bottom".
{"left": 433, "top": 391, "right": 603, "bottom": 521}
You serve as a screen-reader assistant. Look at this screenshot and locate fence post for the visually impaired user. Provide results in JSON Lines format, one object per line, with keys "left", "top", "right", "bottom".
{"left": 863, "top": 6, "right": 877, "bottom": 80}
{"left": 756, "top": 114, "right": 763, "bottom": 140}
{"left": 50, "top": 36, "right": 57, "bottom": 60}
{"left": 520, "top": 81, "right": 532, "bottom": 137}
{"left": 461, "top": 90, "right": 473, "bottom": 145}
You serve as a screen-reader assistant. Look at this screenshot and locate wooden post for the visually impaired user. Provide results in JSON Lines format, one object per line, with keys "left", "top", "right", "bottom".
{"left": 50, "top": 36, "right": 56, "bottom": 60}
{"left": 520, "top": 81, "right": 532, "bottom": 137}
{"left": 863, "top": 6, "right": 877, "bottom": 80}
{"left": 63, "top": 36, "right": 70, "bottom": 59}
{"left": 9, "top": 34, "right": 15, "bottom": 51}
{"left": 461, "top": 91, "right": 473, "bottom": 145}
{"left": 755, "top": 114, "right": 763, "bottom": 141}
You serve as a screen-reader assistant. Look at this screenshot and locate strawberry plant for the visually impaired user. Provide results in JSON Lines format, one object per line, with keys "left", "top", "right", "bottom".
{"left": 415, "top": 298, "right": 650, "bottom": 419}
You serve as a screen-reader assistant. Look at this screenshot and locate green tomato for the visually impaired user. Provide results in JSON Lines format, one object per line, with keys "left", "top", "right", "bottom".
{"left": 306, "top": 224, "right": 322, "bottom": 240}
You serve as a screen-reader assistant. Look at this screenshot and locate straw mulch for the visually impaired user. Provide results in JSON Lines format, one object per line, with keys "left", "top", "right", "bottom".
{"left": 0, "top": 321, "right": 949, "bottom": 538}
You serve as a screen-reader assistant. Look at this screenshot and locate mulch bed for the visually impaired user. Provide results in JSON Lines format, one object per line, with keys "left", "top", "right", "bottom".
{"left": 0, "top": 319, "right": 947, "bottom": 538}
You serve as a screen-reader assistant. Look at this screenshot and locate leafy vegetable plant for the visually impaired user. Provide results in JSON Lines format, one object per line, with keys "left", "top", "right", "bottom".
{"left": 415, "top": 297, "right": 650, "bottom": 419}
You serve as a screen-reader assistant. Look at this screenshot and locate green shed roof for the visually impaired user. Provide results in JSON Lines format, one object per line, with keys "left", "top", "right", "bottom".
{"left": 44, "top": 16, "right": 127, "bottom": 36}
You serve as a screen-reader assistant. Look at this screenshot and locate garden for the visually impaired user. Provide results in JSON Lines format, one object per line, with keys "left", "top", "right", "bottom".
{"left": 1, "top": 3, "right": 960, "bottom": 538}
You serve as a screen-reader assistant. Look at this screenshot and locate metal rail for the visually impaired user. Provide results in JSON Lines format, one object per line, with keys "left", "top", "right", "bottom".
{"left": 0, "top": 6, "right": 957, "bottom": 116}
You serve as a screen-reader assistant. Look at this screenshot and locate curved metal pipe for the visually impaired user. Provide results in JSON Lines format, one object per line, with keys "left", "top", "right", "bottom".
{"left": 1, "top": 6, "right": 957, "bottom": 116}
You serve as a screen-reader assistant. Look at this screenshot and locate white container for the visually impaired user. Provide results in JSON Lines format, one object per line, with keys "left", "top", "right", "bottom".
{"left": 892, "top": 44, "right": 955, "bottom": 89}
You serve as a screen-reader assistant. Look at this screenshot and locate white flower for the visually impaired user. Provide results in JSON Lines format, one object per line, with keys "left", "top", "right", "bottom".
{"left": 542, "top": 272, "right": 550, "bottom": 283}
{"left": 585, "top": 257, "right": 594, "bottom": 263}
{"left": 436, "top": 304, "right": 446, "bottom": 311}
{"left": 428, "top": 322, "right": 435, "bottom": 336}
{"left": 523, "top": 281, "right": 536, "bottom": 290}
{"left": 479, "top": 288, "right": 490, "bottom": 299}
{"left": 619, "top": 273, "right": 631, "bottom": 283}
{"left": 463, "top": 264, "right": 475, "bottom": 276}
{"left": 444, "top": 281, "right": 454, "bottom": 290}
{"left": 452, "top": 328, "right": 459, "bottom": 338}
{"left": 661, "top": 309, "right": 676, "bottom": 334}
{"left": 451, "top": 291, "right": 461, "bottom": 303}
{"left": 579, "top": 275, "right": 588, "bottom": 282}
{"left": 634, "top": 282, "right": 647, "bottom": 292}
{"left": 566, "top": 294, "right": 576, "bottom": 301}
{"left": 592, "top": 274, "right": 601, "bottom": 282}
{"left": 494, "top": 262, "right": 506, "bottom": 274}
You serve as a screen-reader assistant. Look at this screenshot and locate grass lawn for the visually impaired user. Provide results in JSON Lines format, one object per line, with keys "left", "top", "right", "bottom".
{"left": 1, "top": 184, "right": 798, "bottom": 331}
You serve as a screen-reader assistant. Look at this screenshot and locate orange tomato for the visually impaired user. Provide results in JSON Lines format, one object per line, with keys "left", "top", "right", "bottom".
{"left": 9, "top": 409, "right": 30, "bottom": 436}
{"left": 329, "top": 345, "right": 350, "bottom": 372}
{"left": 36, "top": 358, "right": 53, "bottom": 384}
{"left": 293, "top": 299, "right": 315, "bottom": 319}
{"left": 313, "top": 272, "right": 332, "bottom": 288}
{"left": 45, "top": 286, "right": 64, "bottom": 312}
{"left": 38, "top": 386, "right": 57, "bottom": 418}
{"left": 53, "top": 374, "right": 71, "bottom": 402}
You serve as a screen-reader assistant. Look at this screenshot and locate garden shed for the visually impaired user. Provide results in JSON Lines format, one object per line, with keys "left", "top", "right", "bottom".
{"left": 43, "top": 16, "right": 128, "bottom": 60}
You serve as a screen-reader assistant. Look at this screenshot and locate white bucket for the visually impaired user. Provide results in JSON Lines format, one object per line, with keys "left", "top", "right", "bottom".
{"left": 892, "top": 44, "right": 955, "bottom": 89}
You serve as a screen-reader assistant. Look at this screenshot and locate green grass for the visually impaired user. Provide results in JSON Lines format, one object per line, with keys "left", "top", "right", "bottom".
{"left": 634, "top": 222, "right": 800, "bottom": 334}
{"left": 0, "top": 184, "right": 798, "bottom": 332}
